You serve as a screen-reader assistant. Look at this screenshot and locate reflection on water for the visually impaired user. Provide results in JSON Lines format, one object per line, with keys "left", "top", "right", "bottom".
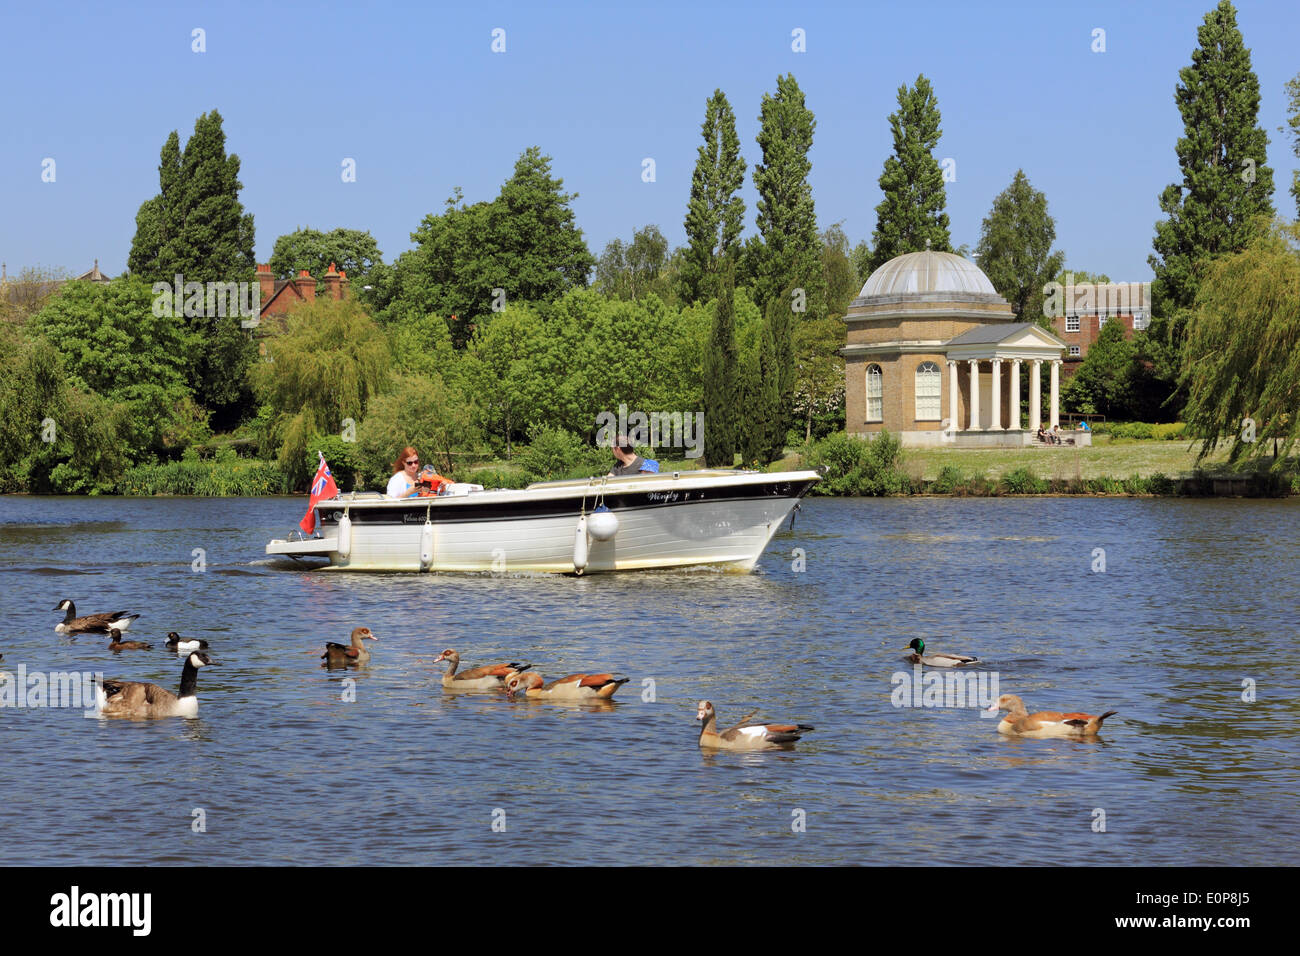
{"left": 0, "top": 494, "right": 1297, "bottom": 864}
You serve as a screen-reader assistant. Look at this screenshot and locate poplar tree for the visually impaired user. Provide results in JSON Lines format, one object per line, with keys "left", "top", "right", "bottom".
{"left": 701, "top": 260, "right": 739, "bottom": 467}
{"left": 974, "top": 169, "right": 1064, "bottom": 327}
{"left": 1283, "top": 72, "right": 1300, "bottom": 218}
{"left": 1148, "top": 0, "right": 1275, "bottom": 357}
{"left": 681, "top": 90, "right": 746, "bottom": 304}
{"left": 867, "top": 75, "right": 951, "bottom": 274}
{"left": 752, "top": 74, "right": 825, "bottom": 322}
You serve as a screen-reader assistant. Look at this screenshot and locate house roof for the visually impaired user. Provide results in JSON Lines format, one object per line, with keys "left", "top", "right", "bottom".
{"left": 946, "top": 322, "right": 1038, "bottom": 345}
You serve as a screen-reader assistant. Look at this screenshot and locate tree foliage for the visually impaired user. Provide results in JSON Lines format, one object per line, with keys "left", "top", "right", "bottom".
{"left": 252, "top": 298, "right": 392, "bottom": 484}
{"left": 701, "top": 260, "right": 739, "bottom": 466}
{"left": 1284, "top": 71, "right": 1300, "bottom": 218}
{"left": 752, "top": 74, "right": 825, "bottom": 321}
{"left": 1148, "top": 0, "right": 1274, "bottom": 359}
{"left": 868, "top": 74, "right": 952, "bottom": 273}
{"left": 595, "top": 225, "right": 671, "bottom": 301}
{"left": 682, "top": 89, "right": 747, "bottom": 304}
{"left": 1180, "top": 225, "right": 1300, "bottom": 463}
{"left": 975, "top": 170, "right": 1064, "bottom": 327}
{"left": 822, "top": 224, "right": 859, "bottom": 318}
{"left": 269, "top": 227, "right": 383, "bottom": 285}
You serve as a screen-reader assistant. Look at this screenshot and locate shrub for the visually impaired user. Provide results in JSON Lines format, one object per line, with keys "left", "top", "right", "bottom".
{"left": 804, "top": 431, "right": 907, "bottom": 496}
{"left": 515, "top": 425, "right": 608, "bottom": 481}
{"left": 929, "top": 465, "right": 966, "bottom": 495}
{"left": 1000, "top": 466, "right": 1048, "bottom": 495}
{"left": 117, "top": 459, "right": 291, "bottom": 496}
{"left": 1147, "top": 472, "right": 1176, "bottom": 495}
{"left": 463, "top": 466, "right": 532, "bottom": 490}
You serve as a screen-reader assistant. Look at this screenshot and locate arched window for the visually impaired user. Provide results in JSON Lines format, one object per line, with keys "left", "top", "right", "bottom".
{"left": 915, "top": 361, "right": 941, "bottom": 420}
{"left": 865, "top": 364, "right": 883, "bottom": 422}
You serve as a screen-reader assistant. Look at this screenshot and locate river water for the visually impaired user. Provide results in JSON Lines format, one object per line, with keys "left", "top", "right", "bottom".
{"left": 1, "top": 495, "right": 1296, "bottom": 865}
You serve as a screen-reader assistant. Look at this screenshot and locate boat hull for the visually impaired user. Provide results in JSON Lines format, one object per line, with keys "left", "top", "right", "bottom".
{"left": 266, "top": 470, "right": 819, "bottom": 573}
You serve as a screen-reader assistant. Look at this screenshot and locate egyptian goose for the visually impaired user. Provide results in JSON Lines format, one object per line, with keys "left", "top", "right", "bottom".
{"left": 904, "top": 638, "right": 979, "bottom": 667}
{"left": 95, "top": 652, "right": 218, "bottom": 719}
{"left": 505, "top": 671, "right": 629, "bottom": 701}
{"left": 696, "top": 700, "right": 814, "bottom": 751}
{"left": 321, "top": 627, "right": 378, "bottom": 667}
{"left": 53, "top": 599, "right": 139, "bottom": 635}
{"left": 107, "top": 628, "right": 152, "bottom": 651}
{"left": 986, "top": 694, "right": 1117, "bottom": 737}
{"left": 434, "top": 649, "right": 530, "bottom": 690}
{"left": 165, "top": 632, "right": 209, "bottom": 652}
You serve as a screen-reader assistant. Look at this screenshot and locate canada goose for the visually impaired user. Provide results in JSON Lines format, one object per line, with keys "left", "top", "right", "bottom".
{"left": 696, "top": 700, "right": 814, "bottom": 751}
{"left": 165, "top": 632, "right": 209, "bottom": 652}
{"left": 107, "top": 628, "right": 152, "bottom": 651}
{"left": 505, "top": 671, "right": 629, "bottom": 701}
{"left": 95, "top": 652, "right": 218, "bottom": 719}
{"left": 433, "top": 649, "right": 530, "bottom": 690}
{"left": 53, "top": 599, "right": 139, "bottom": 635}
{"left": 904, "top": 638, "right": 979, "bottom": 667}
{"left": 322, "top": 627, "right": 378, "bottom": 667}
{"left": 986, "top": 694, "right": 1117, "bottom": 737}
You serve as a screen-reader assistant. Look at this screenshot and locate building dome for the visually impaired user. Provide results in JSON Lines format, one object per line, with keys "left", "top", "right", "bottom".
{"left": 859, "top": 250, "right": 997, "bottom": 298}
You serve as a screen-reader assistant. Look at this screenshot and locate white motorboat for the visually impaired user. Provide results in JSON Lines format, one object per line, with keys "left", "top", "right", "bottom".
{"left": 265, "top": 469, "right": 820, "bottom": 573}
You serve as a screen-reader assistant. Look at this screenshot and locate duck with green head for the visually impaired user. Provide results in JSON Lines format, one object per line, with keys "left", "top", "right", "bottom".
{"left": 904, "top": 638, "right": 979, "bottom": 667}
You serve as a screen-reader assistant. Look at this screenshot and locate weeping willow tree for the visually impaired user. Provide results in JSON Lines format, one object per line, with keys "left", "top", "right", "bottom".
{"left": 1181, "top": 223, "right": 1300, "bottom": 465}
{"left": 253, "top": 298, "right": 392, "bottom": 486}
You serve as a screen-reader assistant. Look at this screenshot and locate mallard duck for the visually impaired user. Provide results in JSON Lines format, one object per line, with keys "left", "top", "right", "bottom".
{"left": 107, "top": 628, "right": 152, "bottom": 651}
{"left": 986, "top": 694, "right": 1117, "bottom": 737}
{"left": 696, "top": 700, "right": 814, "bottom": 751}
{"left": 505, "top": 671, "right": 629, "bottom": 701}
{"left": 434, "top": 649, "right": 530, "bottom": 690}
{"left": 53, "top": 599, "right": 139, "bottom": 635}
{"left": 321, "top": 627, "right": 378, "bottom": 667}
{"left": 904, "top": 638, "right": 979, "bottom": 667}
{"left": 95, "top": 652, "right": 218, "bottom": 719}
{"left": 165, "top": 632, "right": 209, "bottom": 652}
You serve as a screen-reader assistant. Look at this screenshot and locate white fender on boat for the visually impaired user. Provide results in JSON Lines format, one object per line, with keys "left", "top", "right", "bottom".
{"left": 588, "top": 507, "right": 618, "bottom": 541}
{"left": 573, "top": 515, "right": 588, "bottom": 573}
{"left": 419, "top": 520, "right": 434, "bottom": 570}
{"left": 337, "top": 513, "right": 352, "bottom": 558}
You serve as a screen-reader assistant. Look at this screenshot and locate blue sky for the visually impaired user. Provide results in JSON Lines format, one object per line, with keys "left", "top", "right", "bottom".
{"left": 2, "top": 0, "right": 1297, "bottom": 284}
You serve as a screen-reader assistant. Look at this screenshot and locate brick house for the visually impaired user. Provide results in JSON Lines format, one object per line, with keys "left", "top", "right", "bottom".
{"left": 842, "top": 250, "right": 1070, "bottom": 447}
{"left": 255, "top": 261, "right": 350, "bottom": 326}
{"left": 1046, "top": 277, "right": 1151, "bottom": 372}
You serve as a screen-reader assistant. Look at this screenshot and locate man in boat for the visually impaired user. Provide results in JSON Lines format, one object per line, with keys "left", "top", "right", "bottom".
{"left": 609, "top": 436, "right": 659, "bottom": 476}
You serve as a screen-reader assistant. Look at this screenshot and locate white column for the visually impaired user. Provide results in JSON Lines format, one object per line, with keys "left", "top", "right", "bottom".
{"left": 947, "top": 360, "right": 958, "bottom": 433}
{"left": 1050, "top": 360, "right": 1061, "bottom": 429}
{"left": 1009, "top": 360, "right": 1021, "bottom": 430}
{"left": 990, "top": 359, "right": 1002, "bottom": 430}
{"left": 1029, "top": 360, "right": 1042, "bottom": 432}
{"left": 968, "top": 360, "right": 981, "bottom": 430}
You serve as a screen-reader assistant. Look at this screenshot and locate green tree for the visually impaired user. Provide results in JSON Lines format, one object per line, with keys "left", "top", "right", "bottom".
{"left": 1060, "top": 319, "right": 1141, "bottom": 418}
{"left": 701, "top": 261, "right": 739, "bottom": 467}
{"left": 1283, "top": 72, "right": 1300, "bottom": 218}
{"left": 851, "top": 240, "right": 873, "bottom": 287}
{"left": 462, "top": 305, "right": 549, "bottom": 457}
{"left": 793, "top": 316, "right": 846, "bottom": 441}
{"left": 752, "top": 74, "right": 826, "bottom": 322}
{"left": 739, "top": 319, "right": 781, "bottom": 466}
{"left": 252, "top": 298, "right": 392, "bottom": 486}
{"left": 595, "top": 225, "right": 670, "bottom": 301}
{"left": 389, "top": 148, "right": 594, "bottom": 346}
{"left": 126, "top": 110, "right": 258, "bottom": 424}
{"left": 1148, "top": 1, "right": 1275, "bottom": 365}
{"left": 1180, "top": 225, "right": 1300, "bottom": 463}
{"left": 356, "top": 372, "right": 481, "bottom": 482}
{"left": 868, "top": 74, "right": 952, "bottom": 273}
{"left": 821, "top": 224, "right": 859, "bottom": 318}
{"left": 30, "top": 278, "right": 205, "bottom": 457}
{"left": 682, "top": 89, "right": 747, "bottom": 303}
{"left": 974, "top": 170, "right": 1065, "bottom": 327}
{"left": 269, "top": 227, "right": 383, "bottom": 285}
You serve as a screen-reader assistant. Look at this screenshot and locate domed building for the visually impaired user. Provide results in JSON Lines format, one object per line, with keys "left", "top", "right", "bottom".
{"left": 842, "top": 249, "right": 1070, "bottom": 447}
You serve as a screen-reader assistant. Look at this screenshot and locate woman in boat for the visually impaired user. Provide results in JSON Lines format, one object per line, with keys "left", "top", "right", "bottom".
{"left": 387, "top": 446, "right": 422, "bottom": 498}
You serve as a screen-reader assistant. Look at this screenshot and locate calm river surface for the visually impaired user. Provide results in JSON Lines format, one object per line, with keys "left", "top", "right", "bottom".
{"left": 1, "top": 495, "right": 1297, "bottom": 866}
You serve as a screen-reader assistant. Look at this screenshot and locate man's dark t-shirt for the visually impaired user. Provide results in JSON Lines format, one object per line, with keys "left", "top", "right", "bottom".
{"left": 610, "top": 456, "right": 646, "bottom": 476}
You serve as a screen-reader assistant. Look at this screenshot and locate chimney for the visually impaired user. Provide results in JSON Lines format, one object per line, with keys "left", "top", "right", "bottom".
{"left": 338, "top": 269, "right": 349, "bottom": 300}
{"left": 298, "top": 268, "right": 316, "bottom": 303}
{"left": 256, "top": 263, "right": 275, "bottom": 302}
{"left": 321, "top": 262, "right": 341, "bottom": 301}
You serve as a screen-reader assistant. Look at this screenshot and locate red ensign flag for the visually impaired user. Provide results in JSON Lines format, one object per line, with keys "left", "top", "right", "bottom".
{"left": 300, "top": 453, "right": 339, "bottom": 534}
